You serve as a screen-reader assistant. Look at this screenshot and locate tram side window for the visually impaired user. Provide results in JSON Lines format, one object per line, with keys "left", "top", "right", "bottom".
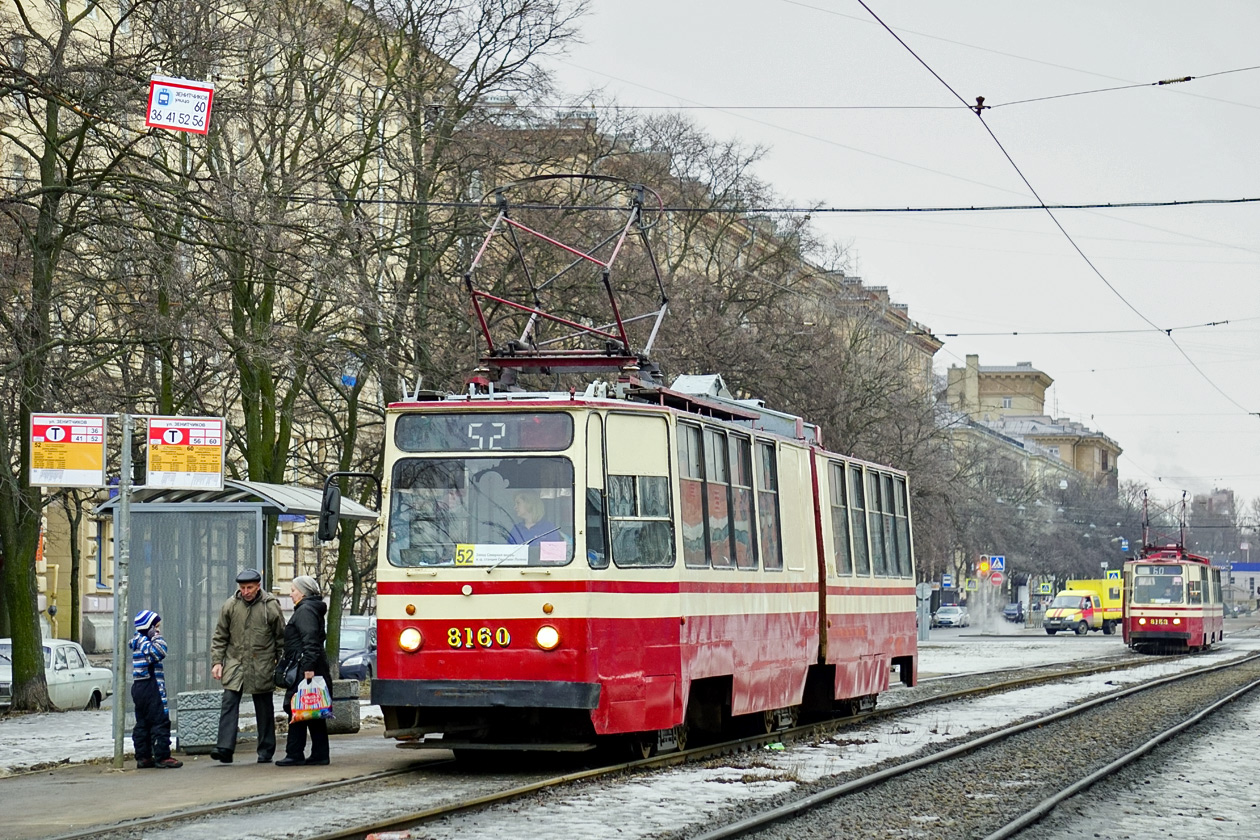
{"left": 849, "top": 465, "right": 871, "bottom": 575}
{"left": 881, "top": 473, "right": 898, "bottom": 577}
{"left": 607, "top": 475, "right": 674, "bottom": 567}
{"left": 1188, "top": 578, "right": 1203, "bottom": 605}
{"left": 757, "top": 442, "right": 783, "bottom": 571}
{"left": 704, "top": 428, "right": 734, "bottom": 569}
{"left": 866, "top": 471, "right": 887, "bottom": 574}
{"left": 729, "top": 435, "right": 757, "bottom": 570}
{"left": 894, "top": 476, "right": 912, "bottom": 577}
{"left": 830, "top": 462, "right": 853, "bottom": 575}
{"left": 678, "top": 423, "right": 708, "bottom": 568}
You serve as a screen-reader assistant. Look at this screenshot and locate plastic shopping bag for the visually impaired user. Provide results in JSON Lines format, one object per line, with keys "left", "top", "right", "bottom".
{"left": 290, "top": 676, "right": 333, "bottom": 722}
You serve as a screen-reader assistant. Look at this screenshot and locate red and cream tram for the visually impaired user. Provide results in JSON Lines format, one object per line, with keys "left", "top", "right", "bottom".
{"left": 369, "top": 380, "right": 918, "bottom": 755}
{"left": 1123, "top": 545, "right": 1224, "bottom": 653}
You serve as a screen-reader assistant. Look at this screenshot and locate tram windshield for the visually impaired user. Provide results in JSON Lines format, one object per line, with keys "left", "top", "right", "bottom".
{"left": 1131, "top": 565, "right": 1185, "bottom": 604}
{"left": 387, "top": 456, "right": 574, "bottom": 568}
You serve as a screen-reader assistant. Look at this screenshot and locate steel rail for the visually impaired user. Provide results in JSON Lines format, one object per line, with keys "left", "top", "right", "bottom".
{"left": 688, "top": 653, "right": 1260, "bottom": 840}
{"left": 982, "top": 676, "right": 1260, "bottom": 840}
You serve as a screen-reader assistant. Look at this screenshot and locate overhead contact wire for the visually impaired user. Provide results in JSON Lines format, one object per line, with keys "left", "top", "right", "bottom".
{"left": 856, "top": 0, "right": 1257, "bottom": 417}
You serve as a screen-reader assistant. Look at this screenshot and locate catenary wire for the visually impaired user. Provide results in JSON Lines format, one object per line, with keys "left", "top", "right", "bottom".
{"left": 856, "top": 0, "right": 1257, "bottom": 418}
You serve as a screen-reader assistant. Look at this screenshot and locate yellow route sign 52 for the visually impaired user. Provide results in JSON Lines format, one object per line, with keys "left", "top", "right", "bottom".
{"left": 146, "top": 416, "right": 225, "bottom": 490}
{"left": 30, "top": 414, "right": 107, "bottom": 487}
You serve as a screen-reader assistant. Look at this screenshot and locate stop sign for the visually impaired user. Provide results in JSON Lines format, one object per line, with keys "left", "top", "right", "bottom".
{"left": 990, "top": 571, "right": 1005, "bottom": 586}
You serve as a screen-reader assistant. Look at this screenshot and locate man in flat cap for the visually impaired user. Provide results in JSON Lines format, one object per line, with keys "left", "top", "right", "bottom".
{"left": 209, "top": 568, "right": 286, "bottom": 763}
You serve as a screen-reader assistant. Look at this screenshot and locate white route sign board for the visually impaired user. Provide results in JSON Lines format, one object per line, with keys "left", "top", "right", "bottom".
{"left": 30, "top": 414, "right": 107, "bottom": 487}
{"left": 146, "top": 75, "right": 214, "bottom": 135}
{"left": 146, "top": 416, "right": 225, "bottom": 489}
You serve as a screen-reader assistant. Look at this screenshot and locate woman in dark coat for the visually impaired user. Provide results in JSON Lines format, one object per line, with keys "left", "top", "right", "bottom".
{"left": 276, "top": 575, "right": 332, "bottom": 766}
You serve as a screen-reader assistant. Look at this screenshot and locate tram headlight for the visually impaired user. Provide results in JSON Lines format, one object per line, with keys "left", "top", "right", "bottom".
{"left": 1172, "top": 618, "right": 1181, "bottom": 625}
{"left": 1138, "top": 618, "right": 1146, "bottom": 625}
{"left": 535, "top": 625, "right": 561, "bottom": 651}
{"left": 399, "top": 627, "right": 423, "bottom": 652}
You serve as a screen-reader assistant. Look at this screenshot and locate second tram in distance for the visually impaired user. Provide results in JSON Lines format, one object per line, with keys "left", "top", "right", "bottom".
{"left": 370, "top": 378, "right": 918, "bottom": 756}
{"left": 1123, "top": 545, "right": 1224, "bottom": 654}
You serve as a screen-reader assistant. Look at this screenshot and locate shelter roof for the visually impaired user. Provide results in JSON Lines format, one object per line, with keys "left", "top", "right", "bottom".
{"left": 94, "top": 479, "right": 377, "bottom": 520}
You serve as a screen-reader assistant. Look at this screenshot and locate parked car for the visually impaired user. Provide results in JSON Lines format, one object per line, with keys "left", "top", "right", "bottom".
{"left": 337, "top": 616, "right": 376, "bottom": 682}
{"left": 1002, "top": 602, "right": 1025, "bottom": 623}
{"left": 0, "top": 638, "right": 113, "bottom": 710}
{"left": 933, "top": 605, "right": 970, "bottom": 628}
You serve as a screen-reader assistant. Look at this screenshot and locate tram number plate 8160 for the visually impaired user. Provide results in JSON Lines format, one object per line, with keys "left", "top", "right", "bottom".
{"left": 448, "top": 627, "right": 511, "bottom": 648}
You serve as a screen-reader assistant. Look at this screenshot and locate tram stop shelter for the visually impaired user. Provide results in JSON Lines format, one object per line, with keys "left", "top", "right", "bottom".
{"left": 96, "top": 480, "right": 377, "bottom": 726}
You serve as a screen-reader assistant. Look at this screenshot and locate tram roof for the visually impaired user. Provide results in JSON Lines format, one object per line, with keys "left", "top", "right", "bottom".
{"left": 387, "top": 386, "right": 830, "bottom": 443}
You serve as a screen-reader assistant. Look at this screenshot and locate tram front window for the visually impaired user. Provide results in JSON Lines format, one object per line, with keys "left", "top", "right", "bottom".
{"left": 387, "top": 456, "right": 575, "bottom": 567}
{"left": 1132, "top": 567, "right": 1185, "bottom": 604}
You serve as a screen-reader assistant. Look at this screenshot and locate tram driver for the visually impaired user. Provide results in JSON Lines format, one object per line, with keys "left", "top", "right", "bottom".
{"left": 508, "top": 491, "right": 561, "bottom": 545}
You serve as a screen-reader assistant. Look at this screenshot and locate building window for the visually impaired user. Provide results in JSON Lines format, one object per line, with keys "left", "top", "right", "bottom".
{"left": 1048, "top": 446, "right": 1060, "bottom": 459}
{"left": 1002, "top": 396, "right": 1013, "bottom": 409}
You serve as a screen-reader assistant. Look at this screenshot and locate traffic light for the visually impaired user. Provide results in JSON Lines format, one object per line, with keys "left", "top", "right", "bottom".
{"left": 978, "top": 554, "right": 990, "bottom": 575}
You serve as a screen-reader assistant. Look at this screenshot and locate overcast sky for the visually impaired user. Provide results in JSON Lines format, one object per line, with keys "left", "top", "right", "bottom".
{"left": 542, "top": 0, "right": 1260, "bottom": 513}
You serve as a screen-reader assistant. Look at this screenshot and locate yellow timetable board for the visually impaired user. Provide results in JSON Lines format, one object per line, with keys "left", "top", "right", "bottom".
{"left": 146, "top": 416, "right": 225, "bottom": 489}
{"left": 30, "top": 414, "right": 107, "bottom": 487}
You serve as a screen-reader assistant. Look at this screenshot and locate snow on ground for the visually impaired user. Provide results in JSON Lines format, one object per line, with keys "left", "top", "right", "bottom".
{"left": 0, "top": 700, "right": 384, "bottom": 776}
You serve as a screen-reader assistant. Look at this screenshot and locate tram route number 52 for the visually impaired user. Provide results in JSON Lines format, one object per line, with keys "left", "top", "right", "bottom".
{"left": 467, "top": 422, "right": 506, "bottom": 450}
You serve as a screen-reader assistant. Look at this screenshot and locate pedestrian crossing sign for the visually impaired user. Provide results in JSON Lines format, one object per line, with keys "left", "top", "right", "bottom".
{"left": 1106, "top": 570, "right": 1120, "bottom": 581}
{"left": 990, "top": 555, "right": 1005, "bottom": 572}
{"left": 966, "top": 578, "right": 978, "bottom": 591}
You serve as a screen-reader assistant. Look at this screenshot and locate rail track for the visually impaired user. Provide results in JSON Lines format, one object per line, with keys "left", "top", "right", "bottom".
{"left": 47, "top": 648, "right": 1232, "bottom": 840}
{"left": 684, "top": 652, "right": 1260, "bottom": 840}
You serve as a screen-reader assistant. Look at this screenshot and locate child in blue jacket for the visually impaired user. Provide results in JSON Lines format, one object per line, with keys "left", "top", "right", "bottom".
{"left": 130, "top": 610, "right": 182, "bottom": 769}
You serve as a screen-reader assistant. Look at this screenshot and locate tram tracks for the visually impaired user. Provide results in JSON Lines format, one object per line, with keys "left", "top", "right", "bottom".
{"left": 685, "top": 653, "right": 1260, "bottom": 840}
{"left": 50, "top": 652, "right": 1241, "bottom": 840}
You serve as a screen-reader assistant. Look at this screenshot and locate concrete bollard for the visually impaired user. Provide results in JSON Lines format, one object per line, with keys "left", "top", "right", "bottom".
{"left": 326, "top": 679, "right": 361, "bottom": 735}
{"left": 175, "top": 689, "right": 264, "bottom": 754}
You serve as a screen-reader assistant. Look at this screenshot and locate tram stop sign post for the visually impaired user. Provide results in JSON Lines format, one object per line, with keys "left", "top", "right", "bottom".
{"left": 915, "top": 582, "right": 933, "bottom": 641}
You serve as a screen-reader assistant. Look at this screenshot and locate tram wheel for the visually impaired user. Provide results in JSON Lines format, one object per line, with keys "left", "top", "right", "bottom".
{"left": 673, "top": 723, "right": 689, "bottom": 752}
{"left": 629, "top": 733, "right": 655, "bottom": 760}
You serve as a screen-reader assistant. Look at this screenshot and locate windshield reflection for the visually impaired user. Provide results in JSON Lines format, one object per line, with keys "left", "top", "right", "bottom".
{"left": 388, "top": 456, "right": 574, "bottom": 567}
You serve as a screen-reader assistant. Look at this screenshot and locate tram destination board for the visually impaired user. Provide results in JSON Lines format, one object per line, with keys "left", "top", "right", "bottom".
{"left": 146, "top": 416, "right": 225, "bottom": 489}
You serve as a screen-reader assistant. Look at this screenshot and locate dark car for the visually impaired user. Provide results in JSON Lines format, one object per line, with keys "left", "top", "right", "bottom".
{"left": 1003, "top": 602, "right": 1025, "bottom": 623}
{"left": 337, "top": 616, "right": 376, "bottom": 682}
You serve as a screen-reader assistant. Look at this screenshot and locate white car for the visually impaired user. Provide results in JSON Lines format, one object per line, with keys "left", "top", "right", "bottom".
{"left": 0, "top": 638, "right": 114, "bottom": 710}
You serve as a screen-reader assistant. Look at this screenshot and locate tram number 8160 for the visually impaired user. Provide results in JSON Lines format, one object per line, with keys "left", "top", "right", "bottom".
{"left": 448, "top": 627, "right": 512, "bottom": 648}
